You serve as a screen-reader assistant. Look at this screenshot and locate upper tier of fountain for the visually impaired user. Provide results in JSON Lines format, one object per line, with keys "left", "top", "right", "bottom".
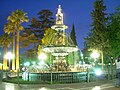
{"left": 42, "top": 5, "right": 79, "bottom": 56}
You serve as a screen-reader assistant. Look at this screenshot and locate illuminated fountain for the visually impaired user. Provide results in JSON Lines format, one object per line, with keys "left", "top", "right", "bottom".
{"left": 22, "top": 5, "right": 91, "bottom": 83}
{"left": 24, "top": 5, "right": 80, "bottom": 73}
{"left": 42, "top": 5, "right": 79, "bottom": 71}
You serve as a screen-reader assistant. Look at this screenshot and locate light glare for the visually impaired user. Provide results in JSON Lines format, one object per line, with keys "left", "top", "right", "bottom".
{"left": 95, "top": 68, "right": 102, "bottom": 76}
{"left": 38, "top": 53, "right": 47, "bottom": 60}
{"left": 91, "top": 51, "right": 100, "bottom": 59}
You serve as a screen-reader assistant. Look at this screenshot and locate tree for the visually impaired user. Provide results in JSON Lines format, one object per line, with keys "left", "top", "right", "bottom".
{"left": 27, "top": 9, "right": 54, "bottom": 41}
{"left": 4, "top": 21, "right": 16, "bottom": 70}
{"left": 27, "top": 17, "right": 43, "bottom": 40}
{"left": 0, "top": 34, "right": 11, "bottom": 70}
{"left": 41, "top": 28, "right": 56, "bottom": 45}
{"left": 107, "top": 5, "right": 120, "bottom": 59}
{"left": 70, "top": 24, "right": 79, "bottom": 66}
{"left": 22, "top": 9, "right": 54, "bottom": 60}
{"left": 38, "top": 9, "right": 54, "bottom": 30}
{"left": 7, "top": 9, "right": 28, "bottom": 70}
{"left": 70, "top": 24, "right": 77, "bottom": 45}
{"left": 84, "top": 0, "right": 108, "bottom": 69}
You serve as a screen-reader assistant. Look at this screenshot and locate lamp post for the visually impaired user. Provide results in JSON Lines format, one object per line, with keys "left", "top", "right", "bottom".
{"left": 4, "top": 52, "right": 14, "bottom": 70}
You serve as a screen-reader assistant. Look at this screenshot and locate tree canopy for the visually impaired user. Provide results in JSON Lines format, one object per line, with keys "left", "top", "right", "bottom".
{"left": 70, "top": 24, "right": 77, "bottom": 45}
{"left": 84, "top": 0, "right": 108, "bottom": 52}
{"left": 107, "top": 6, "right": 120, "bottom": 58}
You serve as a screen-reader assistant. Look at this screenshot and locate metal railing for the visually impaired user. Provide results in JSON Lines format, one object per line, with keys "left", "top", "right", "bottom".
{"left": 1, "top": 65, "right": 117, "bottom": 84}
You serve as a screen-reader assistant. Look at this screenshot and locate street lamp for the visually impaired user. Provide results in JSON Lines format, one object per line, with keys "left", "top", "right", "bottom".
{"left": 4, "top": 52, "right": 14, "bottom": 70}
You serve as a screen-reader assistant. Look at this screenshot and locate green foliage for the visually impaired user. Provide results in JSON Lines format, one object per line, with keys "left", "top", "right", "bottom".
{"left": 27, "top": 9, "right": 55, "bottom": 38}
{"left": 84, "top": 0, "right": 108, "bottom": 53}
{"left": 70, "top": 24, "right": 77, "bottom": 45}
{"left": 67, "top": 52, "right": 74, "bottom": 65}
{"left": 41, "top": 28, "right": 56, "bottom": 45}
{"left": 38, "top": 9, "right": 54, "bottom": 29}
{"left": 29, "top": 17, "right": 41, "bottom": 29}
{"left": 6, "top": 9, "right": 29, "bottom": 69}
{"left": 20, "top": 32, "right": 40, "bottom": 48}
{"left": 22, "top": 10, "right": 55, "bottom": 60}
{"left": 107, "top": 5, "right": 120, "bottom": 58}
{"left": 0, "top": 33, "right": 11, "bottom": 48}
{"left": 5, "top": 9, "right": 29, "bottom": 47}
{"left": 25, "top": 49, "right": 38, "bottom": 60}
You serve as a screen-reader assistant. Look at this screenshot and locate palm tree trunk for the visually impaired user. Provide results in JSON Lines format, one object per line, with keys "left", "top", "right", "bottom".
{"left": 3, "top": 47, "right": 8, "bottom": 70}
{"left": 12, "top": 32, "right": 15, "bottom": 70}
{"left": 16, "top": 30, "right": 19, "bottom": 70}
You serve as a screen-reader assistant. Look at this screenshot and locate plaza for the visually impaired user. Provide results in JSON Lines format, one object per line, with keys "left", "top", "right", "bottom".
{"left": 0, "top": 0, "right": 120, "bottom": 90}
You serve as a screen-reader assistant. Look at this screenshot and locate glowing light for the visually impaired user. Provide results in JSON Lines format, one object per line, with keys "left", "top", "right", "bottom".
{"left": 4, "top": 52, "right": 14, "bottom": 60}
{"left": 0, "top": 63, "right": 3, "bottom": 66}
{"left": 32, "top": 62, "right": 36, "bottom": 65}
{"left": 91, "top": 51, "right": 100, "bottom": 59}
{"left": 94, "top": 68, "right": 102, "bottom": 76}
{"left": 4, "top": 52, "right": 14, "bottom": 70}
{"left": 38, "top": 60, "right": 45, "bottom": 66}
{"left": 24, "top": 62, "right": 30, "bottom": 66}
{"left": 38, "top": 53, "right": 47, "bottom": 60}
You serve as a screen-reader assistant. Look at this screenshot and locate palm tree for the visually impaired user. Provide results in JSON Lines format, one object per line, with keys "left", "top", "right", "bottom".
{"left": 4, "top": 22, "right": 16, "bottom": 70}
{"left": 0, "top": 33, "right": 11, "bottom": 70}
{"left": 7, "top": 9, "right": 28, "bottom": 70}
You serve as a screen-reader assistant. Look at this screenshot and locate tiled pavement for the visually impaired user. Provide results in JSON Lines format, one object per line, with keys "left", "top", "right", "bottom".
{"left": 0, "top": 79, "right": 120, "bottom": 90}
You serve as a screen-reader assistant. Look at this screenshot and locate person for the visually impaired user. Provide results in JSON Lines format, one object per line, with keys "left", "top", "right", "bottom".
{"left": 115, "top": 57, "right": 120, "bottom": 87}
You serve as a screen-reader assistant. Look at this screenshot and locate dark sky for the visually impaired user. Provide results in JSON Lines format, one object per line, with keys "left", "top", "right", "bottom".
{"left": 0, "top": 0, "right": 120, "bottom": 50}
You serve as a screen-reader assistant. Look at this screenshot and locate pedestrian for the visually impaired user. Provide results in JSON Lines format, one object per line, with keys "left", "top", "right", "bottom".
{"left": 115, "top": 56, "right": 120, "bottom": 87}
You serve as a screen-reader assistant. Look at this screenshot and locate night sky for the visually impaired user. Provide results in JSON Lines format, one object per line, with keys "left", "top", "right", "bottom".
{"left": 0, "top": 0, "right": 120, "bottom": 50}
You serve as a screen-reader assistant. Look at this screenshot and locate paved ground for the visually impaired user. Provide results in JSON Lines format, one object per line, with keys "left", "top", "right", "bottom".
{"left": 0, "top": 79, "right": 120, "bottom": 90}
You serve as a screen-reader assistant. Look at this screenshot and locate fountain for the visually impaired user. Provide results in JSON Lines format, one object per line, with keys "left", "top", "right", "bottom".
{"left": 22, "top": 5, "right": 90, "bottom": 83}
{"left": 42, "top": 5, "right": 79, "bottom": 71}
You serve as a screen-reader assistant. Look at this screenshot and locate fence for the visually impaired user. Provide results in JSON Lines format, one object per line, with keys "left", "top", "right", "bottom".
{"left": 1, "top": 65, "right": 117, "bottom": 84}
{"left": 22, "top": 65, "right": 117, "bottom": 84}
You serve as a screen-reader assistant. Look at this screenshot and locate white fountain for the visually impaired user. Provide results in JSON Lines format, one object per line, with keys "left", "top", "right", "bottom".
{"left": 42, "top": 5, "right": 79, "bottom": 71}
{"left": 22, "top": 5, "right": 87, "bottom": 83}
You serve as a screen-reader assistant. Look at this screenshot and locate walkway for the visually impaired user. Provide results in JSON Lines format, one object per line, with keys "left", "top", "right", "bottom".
{"left": 0, "top": 79, "right": 119, "bottom": 90}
